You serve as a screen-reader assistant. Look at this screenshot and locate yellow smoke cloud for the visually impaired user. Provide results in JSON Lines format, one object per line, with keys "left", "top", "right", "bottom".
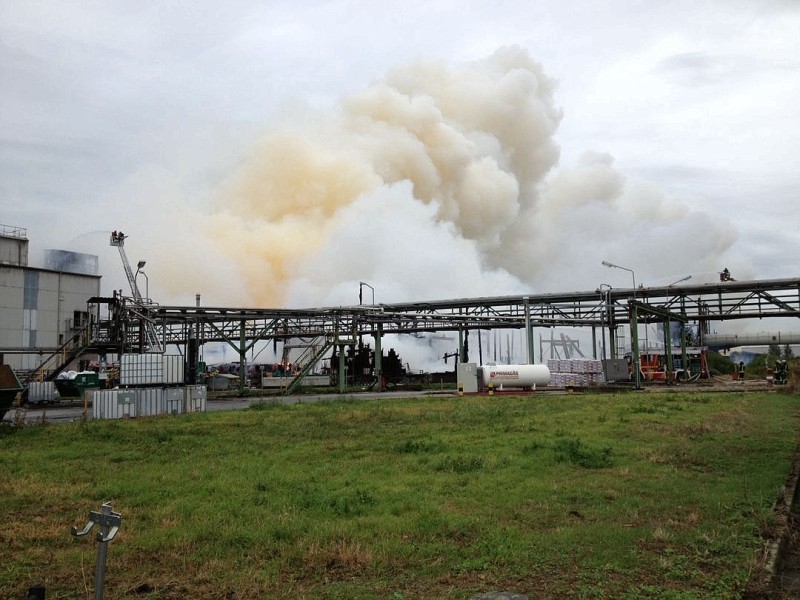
{"left": 211, "top": 46, "right": 562, "bottom": 305}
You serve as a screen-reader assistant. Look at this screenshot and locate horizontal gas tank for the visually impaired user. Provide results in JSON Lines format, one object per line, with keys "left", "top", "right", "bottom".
{"left": 481, "top": 364, "right": 550, "bottom": 388}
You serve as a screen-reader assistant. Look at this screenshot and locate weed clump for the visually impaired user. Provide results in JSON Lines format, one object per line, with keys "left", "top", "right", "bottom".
{"left": 552, "top": 437, "right": 614, "bottom": 469}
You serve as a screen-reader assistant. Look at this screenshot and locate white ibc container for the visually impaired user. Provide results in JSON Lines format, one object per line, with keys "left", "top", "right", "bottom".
{"left": 93, "top": 390, "right": 137, "bottom": 420}
{"left": 163, "top": 355, "right": 185, "bottom": 385}
{"left": 120, "top": 354, "right": 164, "bottom": 386}
{"left": 184, "top": 385, "right": 207, "bottom": 413}
{"left": 135, "top": 387, "right": 164, "bottom": 416}
{"left": 28, "top": 381, "right": 57, "bottom": 403}
{"left": 163, "top": 387, "right": 183, "bottom": 414}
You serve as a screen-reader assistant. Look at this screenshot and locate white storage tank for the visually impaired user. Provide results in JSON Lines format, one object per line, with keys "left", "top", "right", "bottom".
{"left": 481, "top": 364, "right": 550, "bottom": 389}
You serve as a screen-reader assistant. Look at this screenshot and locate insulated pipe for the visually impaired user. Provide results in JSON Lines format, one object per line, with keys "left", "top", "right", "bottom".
{"left": 705, "top": 332, "right": 800, "bottom": 349}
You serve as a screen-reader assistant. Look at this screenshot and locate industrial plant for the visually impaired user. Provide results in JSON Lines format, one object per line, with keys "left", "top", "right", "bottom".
{"left": 2, "top": 223, "right": 800, "bottom": 419}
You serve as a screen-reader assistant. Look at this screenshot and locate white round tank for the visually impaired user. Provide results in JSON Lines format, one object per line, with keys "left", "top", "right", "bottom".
{"left": 481, "top": 364, "right": 550, "bottom": 388}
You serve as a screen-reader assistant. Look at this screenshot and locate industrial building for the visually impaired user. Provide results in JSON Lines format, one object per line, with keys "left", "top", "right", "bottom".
{"left": 0, "top": 225, "right": 100, "bottom": 371}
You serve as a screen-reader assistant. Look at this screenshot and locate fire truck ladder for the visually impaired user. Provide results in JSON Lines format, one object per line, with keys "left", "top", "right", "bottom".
{"left": 109, "top": 232, "right": 162, "bottom": 353}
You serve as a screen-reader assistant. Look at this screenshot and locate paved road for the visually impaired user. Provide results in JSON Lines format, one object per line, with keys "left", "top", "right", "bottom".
{"left": 1, "top": 382, "right": 763, "bottom": 426}
{"left": 1, "top": 390, "right": 448, "bottom": 425}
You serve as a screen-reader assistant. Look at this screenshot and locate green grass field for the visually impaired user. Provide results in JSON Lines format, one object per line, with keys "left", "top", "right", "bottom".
{"left": 1, "top": 390, "right": 798, "bottom": 599}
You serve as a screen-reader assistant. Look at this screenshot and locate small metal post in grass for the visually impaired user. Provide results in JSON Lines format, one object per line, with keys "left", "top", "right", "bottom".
{"left": 71, "top": 502, "right": 122, "bottom": 600}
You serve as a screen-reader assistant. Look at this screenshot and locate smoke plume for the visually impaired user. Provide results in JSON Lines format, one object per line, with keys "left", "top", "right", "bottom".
{"left": 203, "top": 46, "right": 735, "bottom": 310}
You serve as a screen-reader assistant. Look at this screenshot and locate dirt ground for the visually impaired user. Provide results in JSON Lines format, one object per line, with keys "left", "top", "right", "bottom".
{"left": 745, "top": 443, "right": 800, "bottom": 598}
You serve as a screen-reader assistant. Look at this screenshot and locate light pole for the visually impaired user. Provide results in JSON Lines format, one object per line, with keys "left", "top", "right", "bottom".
{"left": 601, "top": 261, "right": 636, "bottom": 298}
{"left": 359, "top": 281, "right": 374, "bottom": 306}
{"left": 602, "top": 260, "right": 640, "bottom": 389}
{"left": 135, "top": 260, "right": 149, "bottom": 302}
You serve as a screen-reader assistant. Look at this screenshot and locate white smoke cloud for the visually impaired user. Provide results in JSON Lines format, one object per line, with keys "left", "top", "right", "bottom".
{"left": 205, "top": 45, "right": 735, "bottom": 312}
{"left": 284, "top": 181, "right": 526, "bottom": 307}
{"left": 507, "top": 151, "right": 739, "bottom": 291}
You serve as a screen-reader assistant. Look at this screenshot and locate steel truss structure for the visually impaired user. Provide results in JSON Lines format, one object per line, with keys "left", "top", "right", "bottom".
{"left": 92, "top": 276, "right": 800, "bottom": 355}
{"left": 7, "top": 276, "right": 800, "bottom": 390}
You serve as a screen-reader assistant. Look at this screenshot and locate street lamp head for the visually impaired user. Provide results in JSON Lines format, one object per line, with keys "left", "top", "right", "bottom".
{"left": 602, "top": 261, "right": 634, "bottom": 275}
{"left": 137, "top": 260, "right": 146, "bottom": 269}
{"left": 358, "top": 281, "right": 375, "bottom": 305}
{"left": 601, "top": 260, "right": 636, "bottom": 298}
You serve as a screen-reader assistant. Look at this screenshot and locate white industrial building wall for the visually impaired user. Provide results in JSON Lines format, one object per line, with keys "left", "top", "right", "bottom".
{"left": 34, "top": 269, "right": 100, "bottom": 343}
{"left": 0, "top": 265, "right": 100, "bottom": 370}
{"left": 0, "top": 268, "right": 24, "bottom": 349}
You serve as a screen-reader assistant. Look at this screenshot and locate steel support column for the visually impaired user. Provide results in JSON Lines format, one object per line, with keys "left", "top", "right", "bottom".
{"left": 630, "top": 303, "right": 641, "bottom": 389}
{"left": 524, "top": 296, "right": 534, "bottom": 364}
{"left": 663, "top": 318, "right": 674, "bottom": 383}
{"left": 239, "top": 320, "right": 246, "bottom": 395}
{"left": 680, "top": 321, "right": 689, "bottom": 379}
{"left": 374, "top": 324, "right": 383, "bottom": 391}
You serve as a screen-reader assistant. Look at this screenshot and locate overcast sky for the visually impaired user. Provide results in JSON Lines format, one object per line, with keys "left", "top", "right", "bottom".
{"left": 2, "top": 0, "right": 799, "bottom": 309}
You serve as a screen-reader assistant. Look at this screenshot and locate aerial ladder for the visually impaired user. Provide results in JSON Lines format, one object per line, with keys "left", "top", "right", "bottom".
{"left": 109, "top": 231, "right": 162, "bottom": 353}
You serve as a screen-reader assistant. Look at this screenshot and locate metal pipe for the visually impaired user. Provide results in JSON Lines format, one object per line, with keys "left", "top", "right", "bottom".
{"left": 705, "top": 331, "right": 800, "bottom": 349}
